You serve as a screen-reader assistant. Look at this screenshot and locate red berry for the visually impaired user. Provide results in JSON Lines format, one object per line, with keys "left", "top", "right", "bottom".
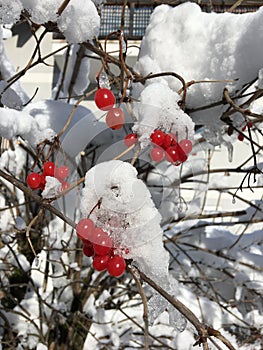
{"left": 76, "top": 218, "right": 95, "bottom": 242}
{"left": 39, "top": 174, "right": 46, "bottom": 190}
{"left": 106, "top": 107, "right": 124, "bottom": 130}
{"left": 43, "top": 161, "right": 56, "bottom": 177}
{"left": 83, "top": 242, "right": 94, "bottom": 257}
{"left": 55, "top": 165, "right": 69, "bottom": 182}
{"left": 93, "top": 231, "right": 113, "bottom": 255}
{"left": 163, "top": 133, "right": 177, "bottom": 149}
{"left": 238, "top": 133, "right": 244, "bottom": 141}
{"left": 124, "top": 133, "right": 138, "bottom": 147}
{"left": 61, "top": 181, "right": 70, "bottom": 192}
{"left": 248, "top": 122, "right": 253, "bottom": 128}
{"left": 26, "top": 172, "right": 41, "bottom": 190}
{"left": 165, "top": 146, "right": 179, "bottom": 163}
{"left": 150, "top": 147, "right": 165, "bottom": 162}
{"left": 241, "top": 124, "right": 247, "bottom": 132}
{"left": 150, "top": 130, "right": 165, "bottom": 146}
{"left": 107, "top": 255, "right": 126, "bottom": 277}
{"left": 93, "top": 255, "right": 110, "bottom": 271}
{"left": 177, "top": 146, "right": 188, "bottom": 164}
{"left": 179, "top": 139, "right": 192, "bottom": 154}
{"left": 94, "top": 88, "right": 115, "bottom": 111}
{"left": 93, "top": 230, "right": 113, "bottom": 256}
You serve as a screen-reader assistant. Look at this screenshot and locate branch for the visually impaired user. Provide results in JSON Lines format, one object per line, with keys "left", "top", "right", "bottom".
{"left": 0, "top": 169, "right": 76, "bottom": 229}
{"left": 136, "top": 268, "right": 237, "bottom": 350}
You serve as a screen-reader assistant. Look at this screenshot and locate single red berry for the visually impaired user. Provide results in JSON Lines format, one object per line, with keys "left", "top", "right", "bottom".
{"left": 107, "top": 255, "right": 126, "bottom": 277}
{"left": 61, "top": 181, "right": 70, "bottom": 192}
{"left": 163, "top": 133, "right": 177, "bottom": 149}
{"left": 238, "top": 133, "right": 244, "bottom": 141}
{"left": 39, "top": 174, "right": 46, "bottom": 191}
{"left": 55, "top": 165, "right": 69, "bottom": 182}
{"left": 94, "top": 88, "right": 115, "bottom": 111}
{"left": 93, "top": 230, "right": 113, "bottom": 256}
{"left": 43, "top": 161, "right": 56, "bottom": 177}
{"left": 150, "top": 147, "right": 165, "bottom": 162}
{"left": 106, "top": 107, "right": 124, "bottom": 130}
{"left": 76, "top": 218, "right": 95, "bottom": 242}
{"left": 248, "top": 122, "right": 253, "bottom": 128}
{"left": 124, "top": 133, "right": 138, "bottom": 147}
{"left": 165, "top": 146, "right": 180, "bottom": 163}
{"left": 179, "top": 139, "right": 193, "bottom": 154}
{"left": 150, "top": 130, "right": 165, "bottom": 146}
{"left": 83, "top": 242, "right": 94, "bottom": 257}
{"left": 177, "top": 146, "right": 188, "bottom": 164}
{"left": 26, "top": 172, "right": 41, "bottom": 190}
{"left": 93, "top": 255, "right": 110, "bottom": 271}
{"left": 241, "top": 124, "right": 247, "bottom": 132}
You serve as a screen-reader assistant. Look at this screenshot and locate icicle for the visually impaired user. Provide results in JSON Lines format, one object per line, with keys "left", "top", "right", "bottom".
{"left": 168, "top": 305, "right": 187, "bottom": 332}
{"left": 99, "top": 70, "right": 111, "bottom": 90}
{"left": 226, "top": 141, "right": 233, "bottom": 162}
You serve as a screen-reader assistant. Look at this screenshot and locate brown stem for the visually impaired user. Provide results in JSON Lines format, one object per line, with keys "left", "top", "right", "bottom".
{"left": 57, "top": 0, "right": 71, "bottom": 16}
{"left": 0, "top": 169, "right": 76, "bottom": 229}
{"left": 136, "top": 268, "right": 237, "bottom": 350}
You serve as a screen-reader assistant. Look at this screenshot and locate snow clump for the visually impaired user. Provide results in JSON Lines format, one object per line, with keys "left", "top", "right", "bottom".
{"left": 132, "top": 82, "right": 195, "bottom": 149}
{"left": 0, "top": 0, "right": 23, "bottom": 24}
{"left": 57, "top": 0, "right": 100, "bottom": 44}
{"left": 80, "top": 160, "right": 170, "bottom": 286}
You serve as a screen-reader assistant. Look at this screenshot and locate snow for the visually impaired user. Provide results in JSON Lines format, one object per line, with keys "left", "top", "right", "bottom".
{"left": 0, "top": 107, "right": 55, "bottom": 146}
{"left": 0, "top": 0, "right": 23, "bottom": 25}
{"left": 57, "top": 0, "right": 100, "bottom": 44}
{"left": 132, "top": 82, "right": 195, "bottom": 149}
{"left": 0, "top": 2, "right": 262, "bottom": 349}
{"left": 135, "top": 2, "right": 263, "bottom": 125}
{"left": 80, "top": 160, "right": 170, "bottom": 285}
{"left": 20, "top": 0, "right": 61, "bottom": 24}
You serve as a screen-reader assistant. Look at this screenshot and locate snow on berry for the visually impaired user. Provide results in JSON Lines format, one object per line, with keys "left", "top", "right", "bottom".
{"left": 132, "top": 82, "right": 195, "bottom": 150}
{"left": 41, "top": 176, "right": 62, "bottom": 199}
{"left": 80, "top": 160, "right": 170, "bottom": 286}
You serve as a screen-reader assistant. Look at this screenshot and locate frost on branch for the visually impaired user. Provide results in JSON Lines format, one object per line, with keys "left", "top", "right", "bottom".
{"left": 80, "top": 160, "right": 170, "bottom": 285}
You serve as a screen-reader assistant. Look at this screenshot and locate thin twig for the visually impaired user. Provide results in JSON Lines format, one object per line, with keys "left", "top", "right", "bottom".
{"left": 26, "top": 208, "right": 44, "bottom": 257}
{"left": 129, "top": 266, "right": 149, "bottom": 350}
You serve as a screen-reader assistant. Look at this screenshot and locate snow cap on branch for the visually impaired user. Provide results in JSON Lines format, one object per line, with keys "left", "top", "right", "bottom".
{"left": 57, "top": 0, "right": 100, "bottom": 44}
{"left": 80, "top": 160, "right": 170, "bottom": 285}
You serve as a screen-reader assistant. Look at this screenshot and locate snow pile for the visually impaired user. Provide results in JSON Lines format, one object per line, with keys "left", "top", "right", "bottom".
{"left": 0, "top": 107, "right": 55, "bottom": 146}
{"left": 135, "top": 3, "right": 263, "bottom": 123}
{"left": 0, "top": 0, "right": 100, "bottom": 43}
{"left": 132, "top": 82, "right": 195, "bottom": 149}
{"left": 80, "top": 160, "right": 170, "bottom": 285}
{"left": 57, "top": 0, "right": 100, "bottom": 44}
{"left": 20, "top": 0, "right": 61, "bottom": 24}
{"left": 0, "top": 0, "right": 23, "bottom": 24}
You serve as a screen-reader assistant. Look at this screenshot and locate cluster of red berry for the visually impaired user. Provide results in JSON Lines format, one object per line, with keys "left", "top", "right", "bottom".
{"left": 124, "top": 129, "right": 193, "bottom": 165}
{"left": 76, "top": 218, "right": 127, "bottom": 277}
{"left": 94, "top": 88, "right": 125, "bottom": 130}
{"left": 237, "top": 122, "right": 253, "bottom": 142}
{"left": 26, "top": 161, "right": 70, "bottom": 192}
